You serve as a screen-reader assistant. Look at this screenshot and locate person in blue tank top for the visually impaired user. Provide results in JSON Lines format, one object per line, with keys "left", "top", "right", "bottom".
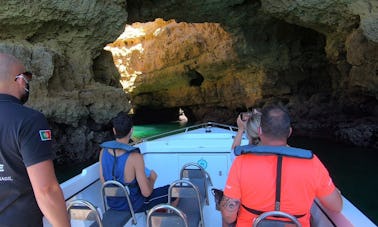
{"left": 99, "top": 112, "right": 171, "bottom": 213}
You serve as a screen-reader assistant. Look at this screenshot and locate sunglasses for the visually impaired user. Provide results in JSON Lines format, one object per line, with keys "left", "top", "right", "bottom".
{"left": 15, "top": 72, "right": 33, "bottom": 83}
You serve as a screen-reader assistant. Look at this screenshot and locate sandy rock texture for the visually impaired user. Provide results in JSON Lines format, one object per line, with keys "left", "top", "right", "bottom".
{"left": 1, "top": 0, "right": 377, "bottom": 164}
{"left": 0, "top": 1, "right": 129, "bottom": 163}
{"left": 111, "top": 0, "right": 378, "bottom": 149}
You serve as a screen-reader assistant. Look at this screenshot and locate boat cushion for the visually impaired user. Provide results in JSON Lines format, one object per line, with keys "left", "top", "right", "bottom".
{"left": 150, "top": 212, "right": 187, "bottom": 227}
{"left": 177, "top": 198, "right": 201, "bottom": 227}
{"left": 181, "top": 169, "right": 207, "bottom": 205}
{"left": 101, "top": 209, "right": 132, "bottom": 227}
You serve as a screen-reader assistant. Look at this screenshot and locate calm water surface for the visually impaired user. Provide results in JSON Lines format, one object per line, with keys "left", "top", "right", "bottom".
{"left": 56, "top": 122, "right": 378, "bottom": 225}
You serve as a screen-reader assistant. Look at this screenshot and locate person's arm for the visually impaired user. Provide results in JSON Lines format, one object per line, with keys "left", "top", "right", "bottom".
{"left": 99, "top": 149, "right": 105, "bottom": 183}
{"left": 231, "top": 115, "right": 246, "bottom": 150}
{"left": 27, "top": 160, "right": 70, "bottom": 227}
{"left": 318, "top": 188, "right": 343, "bottom": 212}
{"left": 220, "top": 195, "right": 240, "bottom": 225}
{"left": 133, "top": 153, "right": 155, "bottom": 197}
{"left": 313, "top": 155, "right": 343, "bottom": 213}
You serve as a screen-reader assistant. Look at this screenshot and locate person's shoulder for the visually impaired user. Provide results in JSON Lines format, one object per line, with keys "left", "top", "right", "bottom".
{"left": 129, "top": 151, "right": 143, "bottom": 159}
{"left": 21, "top": 105, "right": 46, "bottom": 119}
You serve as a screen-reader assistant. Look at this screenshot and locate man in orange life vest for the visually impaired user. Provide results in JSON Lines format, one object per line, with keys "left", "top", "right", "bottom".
{"left": 221, "top": 104, "right": 342, "bottom": 227}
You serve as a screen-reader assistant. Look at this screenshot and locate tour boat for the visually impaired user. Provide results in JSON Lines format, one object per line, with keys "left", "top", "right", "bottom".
{"left": 43, "top": 122, "right": 376, "bottom": 227}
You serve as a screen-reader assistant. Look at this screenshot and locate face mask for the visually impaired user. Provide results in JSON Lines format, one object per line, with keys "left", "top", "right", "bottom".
{"left": 20, "top": 83, "right": 29, "bottom": 104}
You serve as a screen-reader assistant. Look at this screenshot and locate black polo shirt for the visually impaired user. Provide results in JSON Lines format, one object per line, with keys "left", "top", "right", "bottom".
{"left": 0, "top": 94, "right": 54, "bottom": 226}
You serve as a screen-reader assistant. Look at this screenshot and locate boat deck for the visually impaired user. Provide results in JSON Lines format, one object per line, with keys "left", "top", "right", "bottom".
{"left": 43, "top": 123, "right": 376, "bottom": 227}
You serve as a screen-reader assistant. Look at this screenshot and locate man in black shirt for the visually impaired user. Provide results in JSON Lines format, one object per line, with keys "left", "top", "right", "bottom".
{"left": 0, "top": 53, "right": 70, "bottom": 227}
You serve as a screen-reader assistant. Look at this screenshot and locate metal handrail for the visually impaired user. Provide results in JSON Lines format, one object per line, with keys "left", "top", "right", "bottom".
{"left": 180, "top": 162, "right": 213, "bottom": 205}
{"left": 67, "top": 199, "right": 103, "bottom": 227}
{"left": 168, "top": 179, "right": 205, "bottom": 227}
{"left": 146, "top": 204, "right": 189, "bottom": 227}
{"left": 131, "top": 122, "right": 238, "bottom": 145}
{"left": 253, "top": 210, "right": 302, "bottom": 227}
{"left": 101, "top": 180, "right": 137, "bottom": 225}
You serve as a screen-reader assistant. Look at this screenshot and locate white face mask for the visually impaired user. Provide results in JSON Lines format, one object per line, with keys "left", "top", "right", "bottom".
{"left": 20, "top": 83, "right": 30, "bottom": 104}
{"left": 15, "top": 74, "right": 31, "bottom": 104}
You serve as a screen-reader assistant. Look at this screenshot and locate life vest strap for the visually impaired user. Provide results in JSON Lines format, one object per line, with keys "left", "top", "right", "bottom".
{"left": 241, "top": 153, "right": 306, "bottom": 220}
{"left": 241, "top": 204, "right": 305, "bottom": 219}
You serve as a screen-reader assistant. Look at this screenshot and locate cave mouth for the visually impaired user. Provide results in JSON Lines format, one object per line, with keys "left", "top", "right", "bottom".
{"left": 98, "top": 18, "right": 334, "bottom": 126}
{"left": 187, "top": 69, "right": 204, "bottom": 86}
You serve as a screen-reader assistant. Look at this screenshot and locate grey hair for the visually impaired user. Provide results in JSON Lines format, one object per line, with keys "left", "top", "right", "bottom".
{"left": 245, "top": 109, "right": 262, "bottom": 145}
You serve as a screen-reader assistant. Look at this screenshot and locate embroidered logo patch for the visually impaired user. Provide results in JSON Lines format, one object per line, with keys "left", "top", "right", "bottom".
{"left": 39, "top": 130, "right": 52, "bottom": 141}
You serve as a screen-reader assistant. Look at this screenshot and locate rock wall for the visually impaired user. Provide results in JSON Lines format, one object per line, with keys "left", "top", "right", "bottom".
{"left": 112, "top": 0, "right": 377, "bottom": 149}
{"left": 0, "top": 1, "right": 130, "bottom": 163}
{"left": 1, "top": 0, "right": 377, "bottom": 165}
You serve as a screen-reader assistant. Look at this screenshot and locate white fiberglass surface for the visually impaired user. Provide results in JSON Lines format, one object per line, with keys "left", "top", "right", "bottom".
{"left": 137, "top": 128, "right": 248, "bottom": 154}
{"left": 47, "top": 125, "right": 375, "bottom": 227}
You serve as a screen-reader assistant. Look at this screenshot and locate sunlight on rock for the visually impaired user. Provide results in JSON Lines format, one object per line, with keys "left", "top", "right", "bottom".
{"left": 104, "top": 18, "right": 240, "bottom": 107}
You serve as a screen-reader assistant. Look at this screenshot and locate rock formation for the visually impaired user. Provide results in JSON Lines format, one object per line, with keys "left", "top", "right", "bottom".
{"left": 0, "top": 1, "right": 130, "bottom": 163}
{"left": 109, "top": 0, "right": 378, "bottom": 149}
{"left": 0, "top": 0, "right": 377, "bottom": 164}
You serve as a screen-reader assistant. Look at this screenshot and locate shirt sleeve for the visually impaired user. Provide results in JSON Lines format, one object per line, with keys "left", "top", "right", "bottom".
{"left": 313, "top": 155, "right": 336, "bottom": 198}
{"left": 224, "top": 156, "right": 242, "bottom": 200}
{"left": 19, "top": 111, "right": 54, "bottom": 167}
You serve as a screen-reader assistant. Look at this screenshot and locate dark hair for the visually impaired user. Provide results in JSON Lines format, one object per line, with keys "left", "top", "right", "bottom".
{"left": 111, "top": 112, "right": 133, "bottom": 139}
{"left": 260, "top": 103, "right": 291, "bottom": 139}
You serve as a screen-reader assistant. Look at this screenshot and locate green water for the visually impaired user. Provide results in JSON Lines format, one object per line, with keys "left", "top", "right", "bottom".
{"left": 132, "top": 122, "right": 188, "bottom": 139}
{"left": 55, "top": 122, "right": 378, "bottom": 225}
{"left": 288, "top": 136, "right": 378, "bottom": 225}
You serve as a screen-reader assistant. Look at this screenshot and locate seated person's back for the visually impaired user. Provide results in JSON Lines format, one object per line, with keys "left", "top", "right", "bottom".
{"left": 221, "top": 104, "right": 343, "bottom": 227}
{"left": 99, "top": 112, "right": 170, "bottom": 213}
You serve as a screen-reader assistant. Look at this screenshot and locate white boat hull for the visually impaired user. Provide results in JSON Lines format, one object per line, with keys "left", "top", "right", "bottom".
{"left": 43, "top": 123, "right": 376, "bottom": 227}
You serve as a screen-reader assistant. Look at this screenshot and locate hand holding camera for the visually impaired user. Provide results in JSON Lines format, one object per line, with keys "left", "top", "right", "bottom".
{"left": 240, "top": 112, "right": 252, "bottom": 121}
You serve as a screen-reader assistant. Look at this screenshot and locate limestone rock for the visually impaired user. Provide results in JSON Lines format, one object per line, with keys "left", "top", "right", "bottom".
{"left": 2, "top": 0, "right": 378, "bottom": 165}
{"left": 0, "top": 1, "right": 129, "bottom": 163}
{"left": 111, "top": 1, "right": 377, "bottom": 149}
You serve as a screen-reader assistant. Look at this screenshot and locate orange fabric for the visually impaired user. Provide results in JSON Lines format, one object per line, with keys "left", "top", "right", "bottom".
{"left": 224, "top": 154, "right": 336, "bottom": 227}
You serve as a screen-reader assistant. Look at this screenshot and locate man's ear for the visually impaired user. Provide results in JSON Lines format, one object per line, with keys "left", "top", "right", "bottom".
{"left": 128, "top": 127, "right": 134, "bottom": 137}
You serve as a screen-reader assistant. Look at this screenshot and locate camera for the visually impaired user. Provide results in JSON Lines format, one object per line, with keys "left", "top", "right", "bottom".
{"left": 240, "top": 112, "right": 252, "bottom": 121}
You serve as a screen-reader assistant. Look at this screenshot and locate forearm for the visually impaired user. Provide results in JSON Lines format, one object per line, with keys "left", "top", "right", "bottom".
{"left": 319, "top": 188, "right": 343, "bottom": 212}
{"left": 231, "top": 129, "right": 244, "bottom": 150}
{"left": 27, "top": 160, "right": 70, "bottom": 227}
{"left": 35, "top": 183, "right": 70, "bottom": 227}
{"left": 148, "top": 170, "right": 157, "bottom": 188}
{"left": 220, "top": 195, "right": 239, "bottom": 224}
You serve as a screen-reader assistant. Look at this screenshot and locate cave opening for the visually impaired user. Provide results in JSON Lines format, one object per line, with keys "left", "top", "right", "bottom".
{"left": 187, "top": 69, "right": 204, "bottom": 87}
{"left": 97, "top": 16, "right": 335, "bottom": 126}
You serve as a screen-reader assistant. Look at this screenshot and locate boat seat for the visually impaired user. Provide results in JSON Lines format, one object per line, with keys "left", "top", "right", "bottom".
{"left": 253, "top": 211, "right": 302, "bottom": 227}
{"left": 101, "top": 180, "right": 136, "bottom": 226}
{"left": 180, "top": 162, "right": 213, "bottom": 206}
{"left": 168, "top": 179, "right": 205, "bottom": 227}
{"left": 146, "top": 204, "right": 189, "bottom": 227}
{"left": 67, "top": 199, "right": 103, "bottom": 227}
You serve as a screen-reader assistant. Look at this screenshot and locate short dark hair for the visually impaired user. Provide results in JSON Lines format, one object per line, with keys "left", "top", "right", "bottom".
{"left": 260, "top": 103, "right": 291, "bottom": 139}
{"left": 111, "top": 112, "right": 133, "bottom": 139}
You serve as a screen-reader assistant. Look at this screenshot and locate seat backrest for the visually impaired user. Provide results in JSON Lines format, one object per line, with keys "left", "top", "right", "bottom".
{"left": 67, "top": 199, "right": 103, "bottom": 227}
{"left": 168, "top": 179, "right": 205, "bottom": 227}
{"left": 101, "top": 180, "right": 137, "bottom": 225}
{"left": 253, "top": 211, "right": 301, "bottom": 227}
{"left": 146, "top": 204, "right": 189, "bottom": 227}
{"left": 179, "top": 162, "right": 212, "bottom": 205}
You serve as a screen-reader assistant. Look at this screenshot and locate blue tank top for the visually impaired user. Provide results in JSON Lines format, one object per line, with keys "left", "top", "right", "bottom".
{"left": 101, "top": 147, "right": 145, "bottom": 211}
